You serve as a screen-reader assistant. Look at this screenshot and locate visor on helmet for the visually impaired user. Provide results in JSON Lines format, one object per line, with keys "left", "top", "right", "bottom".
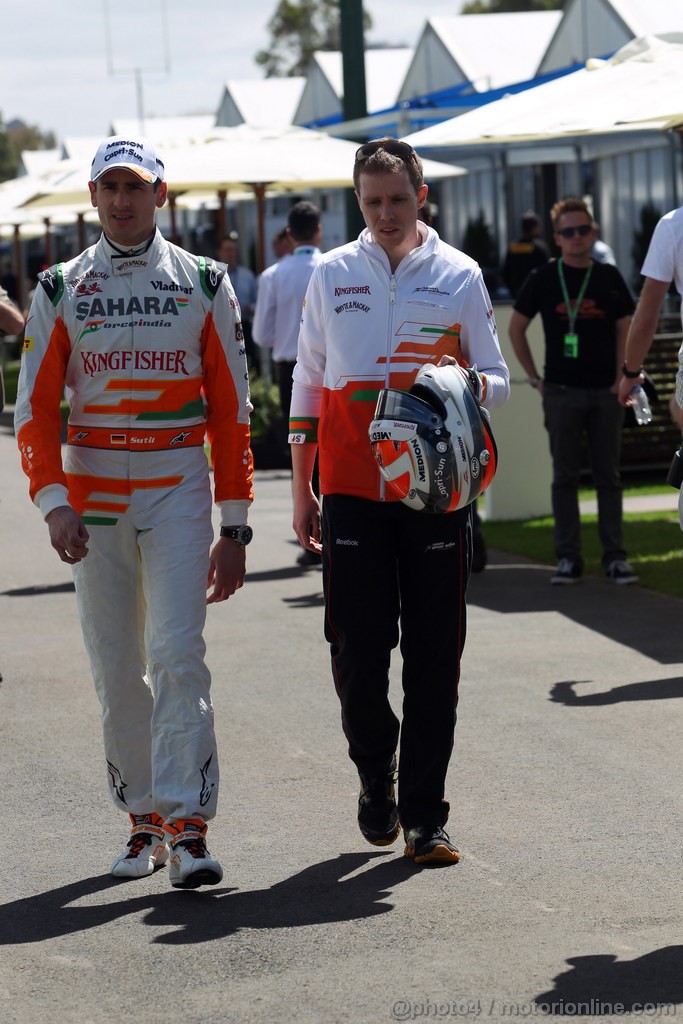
{"left": 369, "top": 363, "right": 498, "bottom": 514}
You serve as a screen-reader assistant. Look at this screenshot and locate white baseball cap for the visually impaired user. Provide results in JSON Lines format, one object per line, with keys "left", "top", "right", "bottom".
{"left": 90, "top": 135, "right": 165, "bottom": 184}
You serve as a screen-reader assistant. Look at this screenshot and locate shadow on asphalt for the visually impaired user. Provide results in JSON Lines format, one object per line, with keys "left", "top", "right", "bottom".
{"left": 245, "top": 566, "right": 321, "bottom": 584}
{"left": 551, "top": 678, "right": 683, "bottom": 705}
{"left": 2, "top": 852, "right": 418, "bottom": 945}
{"left": 468, "top": 552, "right": 683, "bottom": 667}
{"left": 2, "top": 582, "right": 75, "bottom": 597}
{"left": 533, "top": 946, "right": 683, "bottom": 1014}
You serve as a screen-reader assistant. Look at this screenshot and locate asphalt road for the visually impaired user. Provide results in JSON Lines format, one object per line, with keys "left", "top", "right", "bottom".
{"left": 1, "top": 412, "right": 683, "bottom": 1024}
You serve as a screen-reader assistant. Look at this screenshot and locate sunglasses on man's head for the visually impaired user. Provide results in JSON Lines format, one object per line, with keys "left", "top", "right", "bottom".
{"left": 355, "top": 139, "right": 417, "bottom": 162}
{"left": 556, "top": 224, "right": 593, "bottom": 238}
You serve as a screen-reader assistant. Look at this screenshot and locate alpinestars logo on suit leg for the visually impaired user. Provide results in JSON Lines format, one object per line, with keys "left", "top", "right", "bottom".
{"left": 107, "top": 760, "right": 128, "bottom": 803}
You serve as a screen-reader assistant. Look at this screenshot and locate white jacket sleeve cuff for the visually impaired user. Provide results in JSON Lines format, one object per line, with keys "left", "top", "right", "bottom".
{"left": 37, "top": 485, "right": 71, "bottom": 520}
{"left": 218, "top": 499, "right": 250, "bottom": 527}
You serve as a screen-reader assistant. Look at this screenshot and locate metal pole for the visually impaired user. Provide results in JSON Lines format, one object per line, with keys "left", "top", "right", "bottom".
{"left": 13, "top": 225, "right": 24, "bottom": 314}
{"left": 135, "top": 68, "right": 145, "bottom": 135}
{"left": 340, "top": 0, "right": 367, "bottom": 242}
{"left": 253, "top": 185, "right": 267, "bottom": 274}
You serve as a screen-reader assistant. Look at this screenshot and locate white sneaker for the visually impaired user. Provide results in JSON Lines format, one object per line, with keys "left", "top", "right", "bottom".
{"left": 111, "top": 814, "right": 169, "bottom": 879}
{"left": 166, "top": 820, "right": 223, "bottom": 889}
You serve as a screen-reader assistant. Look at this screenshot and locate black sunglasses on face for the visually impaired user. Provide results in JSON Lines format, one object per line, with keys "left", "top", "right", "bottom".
{"left": 556, "top": 224, "right": 593, "bottom": 238}
{"left": 355, "top": 139, "right": 417, "bottom": 162}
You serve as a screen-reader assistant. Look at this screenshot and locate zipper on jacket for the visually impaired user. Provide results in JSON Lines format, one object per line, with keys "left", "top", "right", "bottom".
{"left": 386, "top": 275, "right": 397, "bottom": 388}
{"left": 378, "top": 274, "right": 398, "bottom": 502}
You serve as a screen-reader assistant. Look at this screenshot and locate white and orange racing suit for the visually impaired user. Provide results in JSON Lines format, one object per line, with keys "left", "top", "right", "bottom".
{"left": 15, "top": 230, "right": 253, "bottom": 825}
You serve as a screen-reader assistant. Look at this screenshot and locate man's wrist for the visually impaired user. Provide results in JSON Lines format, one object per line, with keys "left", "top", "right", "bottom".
{"left": 621, "top": 361, "right": 643, "bottom": 379}
{"left": 219, "top": 524, "right": 253, "bottom": 547}
{"left": 528, "top": 375, "right": 542, "bottom": 387}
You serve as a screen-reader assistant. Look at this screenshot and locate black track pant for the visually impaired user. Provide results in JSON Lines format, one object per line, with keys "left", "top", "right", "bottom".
{"left": 322, "top": 493, "right": 471, "bottom": 831}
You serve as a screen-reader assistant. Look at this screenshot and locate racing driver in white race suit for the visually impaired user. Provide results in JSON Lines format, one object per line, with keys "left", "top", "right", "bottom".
{"left": 14, "top": 135, "right": 254, "bottom": 889}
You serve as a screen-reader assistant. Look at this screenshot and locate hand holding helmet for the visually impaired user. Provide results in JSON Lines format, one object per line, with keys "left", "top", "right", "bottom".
{"left": 369, "top": 362, "right": 497, "bottom": 514}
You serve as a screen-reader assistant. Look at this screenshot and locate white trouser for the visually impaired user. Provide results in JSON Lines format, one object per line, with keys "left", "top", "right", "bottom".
{"left": 71, "top": 450, "right": 218, "bottom": 825}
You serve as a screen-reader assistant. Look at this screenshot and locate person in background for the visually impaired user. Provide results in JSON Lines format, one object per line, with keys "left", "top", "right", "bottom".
{"left": 502, "top": 210, "right": 549, "bottom": 299}
{"left": 253, "top": 202, "right": 324, "bottom": 566}
{"left": 15, "top": 135, "right": 254, "bottom": 889}
{"left": 270, "top": 225, "right": 296, "bottom": 262}
{"left": 0, "top": 283, "right": 25, "bottom": 412}
{"left": 217, "top": 232, "right": 258, "bottom": 367}
{"left": 0, "top": 259, "right": 19, "bottom": 303}
{"left": 591, "top": 226, "right": 617, "bottom": 266}
{"left": 252, "top": 226, "right": 296, "bottom": 380}
{"left": 617, "top": 202, "right": 683, "bottom": 474}
{"left": 509, "top": 197, "right": 636, "bottom": 586}
{"left": 290, "top": 137, "right": 509, "bottom": 865}
{"left": 0, "top": 282, "right": 23, "bottom": 337}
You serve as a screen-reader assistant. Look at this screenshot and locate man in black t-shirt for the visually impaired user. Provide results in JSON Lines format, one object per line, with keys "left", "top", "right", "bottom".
{"left": 502, "top": 210, "right": 549, "bottom": 298}
{"left": 508, "top": 197, "right": 636, "bottom": 585}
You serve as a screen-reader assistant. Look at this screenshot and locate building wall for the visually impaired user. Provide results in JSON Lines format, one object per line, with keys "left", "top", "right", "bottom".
{"left": 596, "top": 140, "right": 683, "bottom": 290}
{"left": 294, "top": 65, "right": 341, "bottom": 125}
{"left": 538, "top": 0, "right": 628, "bottom": 74}
{"left": 398, "top": 26, "right": 468, "bottom": 101}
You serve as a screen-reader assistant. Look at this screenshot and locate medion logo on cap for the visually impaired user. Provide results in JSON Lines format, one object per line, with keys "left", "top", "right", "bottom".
{"left": 90, "top": 135, "right": 164, "bottom": 184}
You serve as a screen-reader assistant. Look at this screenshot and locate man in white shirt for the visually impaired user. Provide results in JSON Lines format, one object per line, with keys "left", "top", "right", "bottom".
{"left": 217, "top": 232, "right": 258, "bottom": 366}
{"left": 253, "top": 202, "right": 323, "bottom": 422}
{"left": 253, "top": 201, "right": 323, "bottom": 565}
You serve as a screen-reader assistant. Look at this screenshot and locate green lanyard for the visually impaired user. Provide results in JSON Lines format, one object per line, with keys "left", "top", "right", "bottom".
{"left": 557, "top": 258, "right": 593, "bottom": 334}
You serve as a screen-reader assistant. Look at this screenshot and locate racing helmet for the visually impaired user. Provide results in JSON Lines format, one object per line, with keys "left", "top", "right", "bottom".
{"left": 368, "top": 362, "right": 498, "bottom": 513}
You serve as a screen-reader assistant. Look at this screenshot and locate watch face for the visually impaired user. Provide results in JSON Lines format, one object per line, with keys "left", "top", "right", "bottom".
{"left": 239, "top": 525, "right": 253, "bottom": 546}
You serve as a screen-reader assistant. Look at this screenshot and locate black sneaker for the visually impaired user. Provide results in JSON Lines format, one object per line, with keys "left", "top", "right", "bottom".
{"left": 404, "top": 825, "right": 460, "bottom": 865}
{"left": 357, "top": 755, "right": 400, "bottom": 846}
{"left": 550, "top": 558, "right": 582, "bottom": 585}
{"left": 605, "top": 560, "right": 638, "bottom": 585}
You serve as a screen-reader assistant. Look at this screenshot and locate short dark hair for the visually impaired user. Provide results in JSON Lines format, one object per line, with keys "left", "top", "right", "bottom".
{"left": 287, "top": 201, "right": 321, "bottom": 242}
{"left": 550, "top": 197, "right": 592, "bottom": 232}
{"left": 521, "top": 210, "right": 541, "bottom": 235}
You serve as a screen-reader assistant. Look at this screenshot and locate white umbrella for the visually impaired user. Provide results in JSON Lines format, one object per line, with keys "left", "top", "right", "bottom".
{"left": 18, "top": 125, "right": 466, "bottom": 268}
{"left": 20, "top": 125, "right": 464, "bottom": 202}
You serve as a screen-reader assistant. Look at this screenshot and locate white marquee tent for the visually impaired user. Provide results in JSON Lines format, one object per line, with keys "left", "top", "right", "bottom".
{"left": 404, "top": 34, "right": 683, "bottom": 149}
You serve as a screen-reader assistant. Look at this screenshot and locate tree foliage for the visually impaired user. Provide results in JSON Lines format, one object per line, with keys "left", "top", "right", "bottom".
{"left": 256, "top": 0, "right": 372, "bottom": 77}
{"left": 0, "top": 116, "right": 57, "bottom": 183}
{"left": 0, "top": 130, "right": 15, "bottom": 184}
{"left": 462, "top": 0, "right": 564, "bottom": 11}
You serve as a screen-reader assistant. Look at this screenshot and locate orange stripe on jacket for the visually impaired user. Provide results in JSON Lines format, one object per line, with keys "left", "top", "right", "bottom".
{"left": 16, "top": 318, "right": 71, "bottom": 502}
{"left": 200, "top": 312, "right": 254, "bottom": 503}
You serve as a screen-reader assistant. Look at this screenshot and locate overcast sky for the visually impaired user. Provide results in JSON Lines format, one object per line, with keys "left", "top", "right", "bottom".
{"left": 2, "top": 1, "right": 466, "bottom": 142}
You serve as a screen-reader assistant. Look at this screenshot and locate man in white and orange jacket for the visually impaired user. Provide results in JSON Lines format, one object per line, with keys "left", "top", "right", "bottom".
{"left": 290, "top": 138, "right": 509, "bottom": 866}
{"left": 15, "top": 135, "right": 253, "bottom": 888}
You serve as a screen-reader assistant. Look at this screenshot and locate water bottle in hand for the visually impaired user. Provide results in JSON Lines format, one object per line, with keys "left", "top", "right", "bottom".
{"left": 630, "top": 385, "right": 652, "bottom": 426}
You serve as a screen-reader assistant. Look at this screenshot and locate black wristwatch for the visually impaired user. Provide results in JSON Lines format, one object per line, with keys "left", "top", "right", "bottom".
{"left": 621, "top": 361, "right": 643, "bottom": 379}
{"left": 220, "top": 525, "right": 253, "bottom": 547}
